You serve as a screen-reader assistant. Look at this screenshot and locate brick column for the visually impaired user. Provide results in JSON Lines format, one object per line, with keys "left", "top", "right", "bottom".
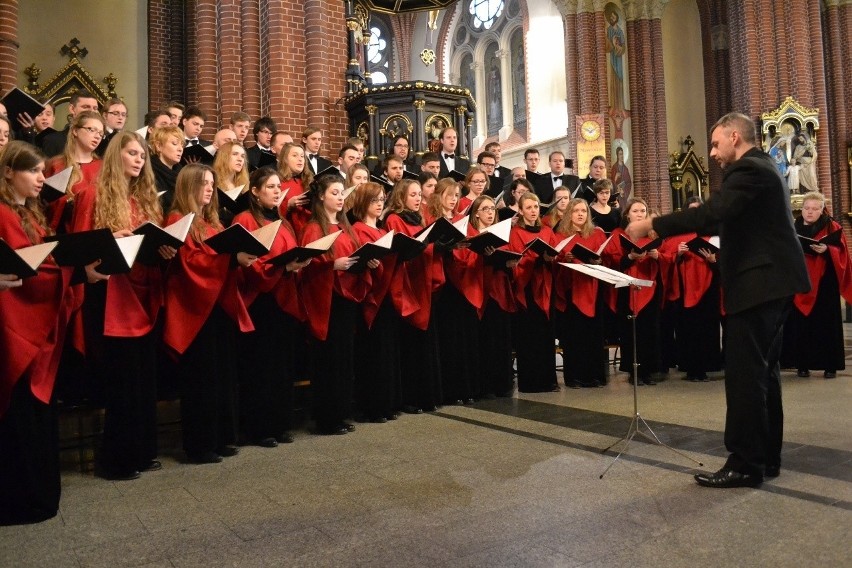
{"left": 0, "top": 0, "right": 19, "bottom": 94}
{"left": 241, "top": 0, "right": 262, "bottom": 122}
{"left": 147, "top": 0, "right": 168, "bottom": 110}
{"left": 195, "top": 0, "right": 219, "bottom": 138}
{"left": 697, "top": 0, "right": 730, "bottom": 193}
{"left": 823, "top": 1, "right": 852, "bottom": 219}
{"left": 262, "top": 1, "right": 307, "bottom": 136}
{"left": 626, "top": 15, "right": 670, "bottom": 211}
{"left": 304, "top": 0, "right": 348, "bottom": 153}
{"left": 218, "top": 0, "right": 243, "bottom": 122}
{"left": 562, "top": 12, "right": 579, "bottom": 160}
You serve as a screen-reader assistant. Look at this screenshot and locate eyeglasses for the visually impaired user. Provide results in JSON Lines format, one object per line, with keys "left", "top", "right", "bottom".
{"left": 107, "top": 111, "right": 128, "bottom": 118}
{"left": 370, "top": 197, "right": 386, "bottom": 204}
{"left": 480, "top": 162, "right": 496, "bottom": 168}
{"left": 394, "top": 143, "right": 409, "bottom": 148}
{"left": 80, "top": 126, "right": 104, "bottom": 137}
{"left": 471, "top": 179, "right": 487, "bottom": 184}
{"left": 478, "top": 206, "right": 496, "bottom": 212}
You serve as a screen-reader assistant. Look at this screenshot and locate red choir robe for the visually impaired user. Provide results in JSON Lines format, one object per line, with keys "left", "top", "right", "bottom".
{"left": 553, "top": 227, "right": 608, "bottom": 317}
{"left": 70, "top": 184, "right": 164, "bottom": 339}
{"left": 277, "top": 177, "right": 311, "bottom": 238}
{"left": 601, "top": 227, "right": 660, "bottom": 314}
{"left": 163, "top": 214, "right": 254, "bottom": 355}
{"left": 384, "top": 212, "right": 444, "bottom": 330}
{"left": 794, "top": 219, "right": 852, "bottom": 316}
{"left": 657, "top": 233, "right": 721, "bottom": 310}
{"left": 232, "top": 211, "right": 304, "bottom": 321}
{"left": 298, "top": 221, "right": 370, "bottom": 341}
{"left": 508, "top": 223, "right": 557, "bottom": 314}
{"left": 44, "top": 158, "right": 102, "bottom": 233}
{"left": 445, "top": 223, "right": 485, "bottom": 314}
{"left": 0, "top": 205, "right": 73, "bottom": 416}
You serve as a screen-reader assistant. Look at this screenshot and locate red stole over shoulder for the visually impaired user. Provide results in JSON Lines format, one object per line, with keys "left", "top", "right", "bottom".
{"left": 384, "top": 213, "right": 438, "bottom": 330}
{"left": 278, "top": 178, "right": 311, "bottom": 238}
{"left": 352, "top": 221, "right": 414, "bottom": 328}
{"left": 508, "top": 224, "right": 556, "bottom": 314}
{"left": 233, "top": 211, "right": 304, "bottom": 321}
{"left": 794, "top": 219, "right": 852, "bottom": 316}
{"left": 601, "top": 227, "right": 659, "bottom": 313}
{"left": 163, "top": 213, "right": 253, "bottom": 355}
{"left": 44, "top": 159, "right": 102, "bottom": 233}
{"left": 298, "top": 221, "right": 369, "bottom": 340}
{"left": 553, "top": 227, "right": 607, "bottom": 317}
{"left": 659, "top": 233, "right": 717, "bottom": 309}
{"left": 0, "top": 205, "right": 73, "bottom": 417}
{"left": 71, "top": 184, "right": 164, "bottom": 338}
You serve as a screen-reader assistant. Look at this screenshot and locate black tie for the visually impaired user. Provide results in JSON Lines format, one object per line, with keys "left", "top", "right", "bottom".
{"left": 554, "top": 177, "right": 561, "bottom": 182}
{"left": 308, "top": 154, "right": 316, "bottom": 160}
{"left": 188, "top": 139, "right": 199, "bottom": 146}
{"left": 444, "top": 154, "right": 455, "bottom": 159}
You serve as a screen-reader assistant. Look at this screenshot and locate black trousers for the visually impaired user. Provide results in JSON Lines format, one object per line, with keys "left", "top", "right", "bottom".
{"left": 723, "top": 297, "right": 791, "bottom": 475}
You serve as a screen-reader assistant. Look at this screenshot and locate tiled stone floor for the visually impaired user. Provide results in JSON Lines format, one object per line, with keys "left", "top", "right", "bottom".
{"left": 2, "top": 332, "right": 850, "bottom": 567}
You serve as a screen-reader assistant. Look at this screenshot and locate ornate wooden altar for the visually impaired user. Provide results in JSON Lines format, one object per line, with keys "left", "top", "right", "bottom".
{"left": 668, "top": 135, "right": 709, "bottom": 211}
{"left": 345, "top": 81, "right": 476, "bottom": 166}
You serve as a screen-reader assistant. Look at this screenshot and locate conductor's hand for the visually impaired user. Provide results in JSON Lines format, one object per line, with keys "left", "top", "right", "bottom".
{"left": 625, "top": 218, "right": 653, "bottom": 242}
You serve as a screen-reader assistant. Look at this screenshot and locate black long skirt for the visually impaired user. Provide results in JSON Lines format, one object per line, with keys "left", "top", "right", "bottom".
{"left": 399, "top": 300, "right": 443, "bottom": 411}
{"left": 559, "top": 303, "right": 607, "bottom": 387}
{"left": 514, "top": 287, "right": 557, "bottom": 393}
{"left": 790, "top": 266, "right": 846, "bottom": 372}
{"left": 435, "top": 283, "right": 480, "bottom": 403}
{"left": 0, "top": 377, "right": 60, "bottom": 525}
{"left": 618, "top": 287, "right": 662, "bottom": 382}
{"left": 239, "top": 294, "right": 298, "bottom": 442}
{"left": 479, "top": 299, "right": 514, "bottom": 397}
{"left": 676, "top": 280, "right": 723, "bottom": 378}
{"left": 179, "top": 306, "right": 239, "bottom": 457}
{"left": 354, "top": 297, "right": 401, "bottom": 420}
{"left": 309, "top": 294, "right": 357, "bottom": 431}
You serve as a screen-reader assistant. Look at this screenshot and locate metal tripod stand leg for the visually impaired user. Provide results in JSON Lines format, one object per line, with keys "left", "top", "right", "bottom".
{"left": 600, "top": 285, "right": 704, "bottom": 479}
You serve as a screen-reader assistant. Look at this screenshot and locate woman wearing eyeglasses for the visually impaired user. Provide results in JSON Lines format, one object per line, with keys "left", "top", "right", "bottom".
{"left": 456, "top": 166, "right": 489, "bottom": 214}
{"left": 43, "top": 111, "right": 105, "bottom": 232}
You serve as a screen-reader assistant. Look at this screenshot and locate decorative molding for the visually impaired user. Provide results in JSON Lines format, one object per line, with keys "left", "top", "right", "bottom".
{"left": 823, "top": 0, "right": 852, "bottom": 7}
{"left": 621, "top": 0, "right": 670, "bottom": 20}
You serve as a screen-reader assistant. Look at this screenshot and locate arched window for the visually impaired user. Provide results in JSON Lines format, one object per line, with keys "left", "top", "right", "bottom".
{"left": 367, "top": 19, "right": 390, "bottom": 84}
{"left": 450, "top": 0, "right": 526, "bottom": 144}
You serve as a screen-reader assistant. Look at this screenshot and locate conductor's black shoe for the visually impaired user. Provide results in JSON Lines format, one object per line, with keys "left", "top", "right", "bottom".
{"left": 797, "top": 369, "right": 810, "bottom": 377}
{"left": 641, "top": 377, "right": 657, "bottom": 386}
{"left": 694, "top": 467, "right": 763, "bottom": 488}
{"left": 824, "top": 371, "right": 836, "bottom": 379}
{"left": 765, "top": 465, "right": 780, "bottom": 478}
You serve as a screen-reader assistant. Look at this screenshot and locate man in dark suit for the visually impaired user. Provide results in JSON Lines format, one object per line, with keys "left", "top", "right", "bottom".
{"left": 476, "top": 151, "right": 504, "bottom": 198}
{"left": 484, "top": 141, "right": 512, "bottom": 181}
{"left": 302, "top": 125, "right": 332, "bottom": 175}
{"left": 246, "top": 116, "right": 277, "bottom": 171}
{"left": 438, "top": 127, "right": 470, "bottom": 177}
{"left": 533, "top": 150, "right": 579, "bottom": 204}
{"left": 627, "top": 112, "right": 809, "bottom": 488}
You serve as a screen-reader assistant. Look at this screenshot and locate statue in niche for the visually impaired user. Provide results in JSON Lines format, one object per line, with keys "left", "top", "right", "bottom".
{"left": 511, "top": 30, "right": 526, "bottom": 129}
{"left": 604, "top": 3, "right": 626, "bottom": 114}
{"left": 790, "top": 133, "right": 818, "bottom": 193}
{"left": 487, "top": 61, "right": 502, "bottom": 133}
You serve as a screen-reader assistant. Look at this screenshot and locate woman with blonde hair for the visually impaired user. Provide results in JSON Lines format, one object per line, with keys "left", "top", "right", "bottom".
{"left": 44, "top": 110, "right": 105, "bottom": 231}
{"left": 148, "top": 125, "right": 184, "bottom": 210}
{"left": 276, "top": 142, "right": 313, "bottom": 237}
{"left": 163, "top": 164, "right": 256, "bottom": 463}
{"left": 70, "top": 131, "right": 174, "bottom": 480}
{"left": 553, "top": 198, "right": 609, "bottom": 387}
{"left": 425, "top": 177, "right": 461, "bottom": 224}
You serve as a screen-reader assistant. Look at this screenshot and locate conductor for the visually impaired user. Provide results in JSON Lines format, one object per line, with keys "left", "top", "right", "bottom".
{"left": 626, "top": 112, "right": 809, "bottom": 488}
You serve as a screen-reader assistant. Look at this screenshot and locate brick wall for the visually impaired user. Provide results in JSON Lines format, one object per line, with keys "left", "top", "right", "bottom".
{"left": 626, "top": 16, "right": 670, "bottom": 212}
{"left": 0, "top": 0, "right": 18, "bottom": 95}
{"left": 240, "top": 0, "right": 261, "bottom": 125}
{"left": 697, "top": 0, "right": 730, "bottom": 193}
{"left": 823, "top": 3, "right": 852, "bottom": 223}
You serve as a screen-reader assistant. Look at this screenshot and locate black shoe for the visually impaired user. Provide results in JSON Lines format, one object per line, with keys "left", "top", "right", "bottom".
{"left": 370, "top": 416, "right": 387, "bottom": 424}
{"left": 341, "top": 422, "right": 356, "bottom": 432}
{"left": 797, "top": 369, "right": 810, "bottom": 378}
{"left": 276, "top": 432, "right": 295, "bottom": 444}
{"left": 318, "top": 426, "right": 348, "bottom": 435}
{"left": 257, "top": 438, "right": 278, "bottom": 448}
{"left": 140, "top": 460, "right": 162, "bottom": 472}
{"left": 824, "top": 371, "right": 836, "bottom": 379}
{"left": 97, "top": 467, "right": 141, "bottom": 481}
{"left": 765, "top": 465, "right": 780, "bottom": 478}
{"left": 464, "top": 398, "right": 476, "bottom": 405}
{"left": 694, "top": 467, "right": 763, "bottom": 488}
{"left": 402, "top": 405, "right": 423, "bottom": 414}
{"left": 187, "top": 452, "right": 223, "bottom": 464}
{"left": 641, "top": 377, "right": 657, "bottom": 386}
{"left": 566, "top": 381, "right": 581, "bottom": 389}
{"left": 385, "top": 413, "right": 399, "bottom": 421}
{"left": 448, "top": 399, "right": 464, "bottom": 406}
{"left": 218, "top": 445, "right": 240, "bottom": 457}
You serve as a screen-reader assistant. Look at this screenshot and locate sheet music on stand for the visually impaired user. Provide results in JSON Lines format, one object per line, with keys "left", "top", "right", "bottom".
{"left": 560, "top": 261, "right": 704, "bottom": 478}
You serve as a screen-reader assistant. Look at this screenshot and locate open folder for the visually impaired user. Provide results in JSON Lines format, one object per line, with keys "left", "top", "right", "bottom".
{"left": 267, "top": 230, "right": 341, "bottom": 266}
{"left": 464, "top": 217, "right": 512, "bottom": 255}
{"left": 347, "top": 230, "right": 395, "bottom": 273}
{"left": 0, "top": 240, "right": 58, "bottom": 278}
{"left": 204, "top": 220, "right": 280, "bottom": 256}
{"left": 415, "top": 216, "right": 469, "bottom": 247}
{"left": 45, "top": 228, "right": 145, "bottom": 275}
{"left": 132, "top": 212, "right": 195, "bottom": 264}
{"left": 40, "top": 167, "right": 73, "bottom": 203}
